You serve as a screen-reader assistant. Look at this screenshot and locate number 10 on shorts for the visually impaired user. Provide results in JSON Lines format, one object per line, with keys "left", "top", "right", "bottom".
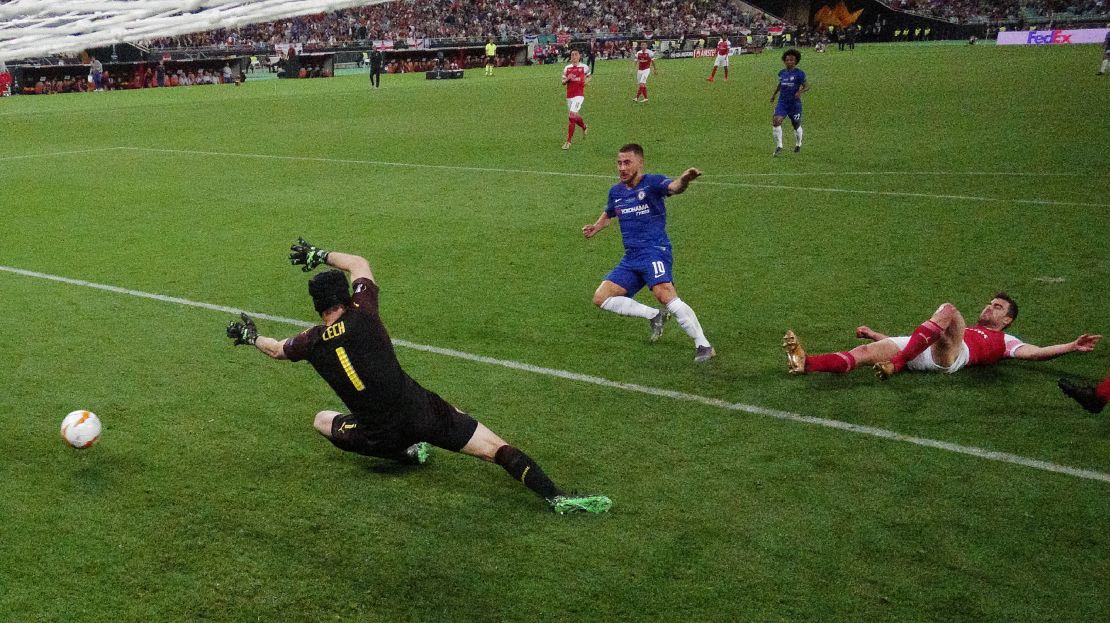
{"left": 652, "top": 260, "right": 666, "bottom": 278}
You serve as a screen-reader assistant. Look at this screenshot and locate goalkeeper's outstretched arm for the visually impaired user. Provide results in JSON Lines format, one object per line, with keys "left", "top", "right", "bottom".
{"left": 289, "top": 237, "right": 375, "bottom": 283}
{"left": 226, "top": 312, "right": 288, "bottom": 360}
{"left": 253, "top": 336, "right": 288, "bottom": 359}
{"left": 322, "top": 251, "right": 375, "bottom": 283}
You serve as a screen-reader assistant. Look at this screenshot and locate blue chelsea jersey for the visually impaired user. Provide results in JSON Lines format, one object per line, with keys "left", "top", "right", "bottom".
{"left": 605, "top": 173, "right": 673, "bottom": 250}
{"left": 777, "top": 68, "right": 806, "bottom": 102}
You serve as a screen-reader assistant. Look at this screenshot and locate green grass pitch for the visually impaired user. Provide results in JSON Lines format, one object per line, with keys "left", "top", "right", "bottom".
{"left": 1, "top": 42, "right": 1109, "bottom": 622}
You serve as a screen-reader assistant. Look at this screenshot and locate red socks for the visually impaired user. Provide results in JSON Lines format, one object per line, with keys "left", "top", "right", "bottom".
{"left": 891, "top": 320, "right": 944, "bottom": 372}
{"left": 724, "top": 67, "right": 729, "bottom": 79}
{"left": 806, "top": 352, "right": 857, "bottom": 374}
{"left": 567, "top": 114, "right": 585, "bottom": 142}
{"left": 636, "top": 85, "right": 646, "bottom": 99}
{"left": 708, "top": 67, "right": 717, "bottom": 79}
{"left": 1097, "top": 375, "right": 1110, "bottom": 403}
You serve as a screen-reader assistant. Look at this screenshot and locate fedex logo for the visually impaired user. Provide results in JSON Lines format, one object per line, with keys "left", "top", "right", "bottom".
{"left": 999, "top": 28, "right": 1108, "bottom": 46}
{"left": 1026, "top": 30, "right": 1072, "bottom": 44}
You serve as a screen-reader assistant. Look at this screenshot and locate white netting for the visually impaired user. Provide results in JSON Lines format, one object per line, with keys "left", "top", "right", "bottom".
{"left": 0, "top": 0, "right": 390, "bottom": 62}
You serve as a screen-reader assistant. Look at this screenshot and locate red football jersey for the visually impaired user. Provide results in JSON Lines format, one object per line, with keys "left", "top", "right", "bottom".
{"left": 963, "top": 325, "right": 1024, "bottom": 366}
{"left": 636, "top": 49, "right": 653, "bottom": 70}
{"left": 563, "top": 63, "right": 590, "bottom": 98}
{"left": 717, "top": 39, "right": 730, "bottom": 56}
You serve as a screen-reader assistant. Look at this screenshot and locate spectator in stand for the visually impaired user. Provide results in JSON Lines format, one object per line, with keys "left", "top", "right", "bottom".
{"left": 147, "top": 0, "right": 766, "bottom": 51}
{"left": 223, "top": 63, "right": 233, "bottom": 83}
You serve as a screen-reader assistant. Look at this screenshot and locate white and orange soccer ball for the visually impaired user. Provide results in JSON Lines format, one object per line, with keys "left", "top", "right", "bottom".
{"left": 61, "top": 410, "right": 101, "bottom": 449}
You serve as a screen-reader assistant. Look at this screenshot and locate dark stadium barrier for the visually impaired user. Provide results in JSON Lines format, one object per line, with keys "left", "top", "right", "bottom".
{"left": 277, "top": 52, "right": 335, "bottom": 78}
{"left": 9, "top": 57, "right": 248, "bottom": 94}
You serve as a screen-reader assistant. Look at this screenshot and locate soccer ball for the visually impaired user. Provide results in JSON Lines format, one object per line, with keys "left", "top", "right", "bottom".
{"left": 61, "top": 410, "right": 101, "bottom": 449}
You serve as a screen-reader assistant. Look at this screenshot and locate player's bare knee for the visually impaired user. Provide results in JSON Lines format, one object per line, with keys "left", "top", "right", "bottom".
{"left": 933, "top": 303, "right": 958, "bottom": 326}
{"left": 652, "top": 283, "right": 677, "bottom": 305}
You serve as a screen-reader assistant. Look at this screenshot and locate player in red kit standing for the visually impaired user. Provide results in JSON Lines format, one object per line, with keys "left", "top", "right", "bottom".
{"left": 561, "top": 49, "right": 591, "bottom": 150}
{"left": 633, "top": 41, "right": 656, "bottom": 102}
{"left": 781, "top": 293, "right": 1101, "bottom": 379}
{"left": 707, "top": 35, "right": 730, "bottom": 82}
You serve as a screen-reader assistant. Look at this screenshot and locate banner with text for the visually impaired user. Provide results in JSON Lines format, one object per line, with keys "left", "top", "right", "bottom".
{"left": 997, "top": 28, "right": 1108, "bottom": 45}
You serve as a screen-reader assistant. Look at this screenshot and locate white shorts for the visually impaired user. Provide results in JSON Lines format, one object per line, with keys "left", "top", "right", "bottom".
{"left": 715, "top": 55, "right": 729, "bottom": 67}
{"left": 885, "top": 337, "right": 969, "bottom": 374}
{"left": 636, "top": 69, "right": 650, "bottom": 84}
{"left": 566, "top": 96, "right": 584, "bottom": 113}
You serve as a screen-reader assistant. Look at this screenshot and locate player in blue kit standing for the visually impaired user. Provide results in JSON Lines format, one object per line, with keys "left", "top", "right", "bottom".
{"left": 770, "top": 48, "right": 808, "bottom": 156}
{"left": 582, "top": 143, "right": 715, "bottom": 362}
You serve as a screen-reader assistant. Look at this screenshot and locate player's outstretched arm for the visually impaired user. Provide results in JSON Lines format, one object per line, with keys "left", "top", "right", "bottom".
{"left": 582, "top": 212, "right": 611, "bottom": 238}
{"left": 667, "top": 168, "right": 701, "bottom": 195}
{"left": 770, "top": 83, "right": 780, "bottom": 103}
{"left": 289, "top": 237, "right": 374, "bottom": 283}
{"left": 323, "top": 251, "right": 374, "bottom": 283}
{"left": 1012, "top": 334, "right": 1102, "bottom": 361}
{"left": 226, "top": 313, "right": 288, "bottom": 359}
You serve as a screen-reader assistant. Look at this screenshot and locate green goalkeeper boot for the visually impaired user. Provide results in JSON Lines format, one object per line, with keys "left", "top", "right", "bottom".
{"left": 548, "top": 494, "right": 613, "bottom": 515}
{"left": 404, "top": 442, "right": 430, "bottom": 465}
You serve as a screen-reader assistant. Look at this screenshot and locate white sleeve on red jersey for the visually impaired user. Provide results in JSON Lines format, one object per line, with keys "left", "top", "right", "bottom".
{"left": 1003, "top": 334, "right": 1026, "bottom": 358}
{"left": 584, "top": 63, "right": 592, "bottom": 76}
{"left": 563, "top": 64, "right": 572, "bottom": 77}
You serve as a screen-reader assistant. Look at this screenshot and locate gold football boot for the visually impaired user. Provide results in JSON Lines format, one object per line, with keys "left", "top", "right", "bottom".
{"left": 782, "top": 330, "right": 807, "bottom": 375}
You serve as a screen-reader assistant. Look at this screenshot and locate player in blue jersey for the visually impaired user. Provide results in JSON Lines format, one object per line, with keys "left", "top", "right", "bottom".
{"left": 1099, "top": 30, "right": 1109, "bottom": 75}
{"left": 770, "top": 48, "right": 808, "bottom": 157}
{"left": 582, "top": 143, "right": 715, "bottom": 362}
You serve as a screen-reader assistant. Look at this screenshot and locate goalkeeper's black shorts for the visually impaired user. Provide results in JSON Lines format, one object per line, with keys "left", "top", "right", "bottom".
{"left": 327, "top": 393, "right": 478, "bottom": 459}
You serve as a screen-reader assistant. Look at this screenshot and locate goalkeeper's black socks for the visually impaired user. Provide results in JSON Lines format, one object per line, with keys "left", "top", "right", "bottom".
{"left": 494, "top": 445, "right": 562, "bottom": 500}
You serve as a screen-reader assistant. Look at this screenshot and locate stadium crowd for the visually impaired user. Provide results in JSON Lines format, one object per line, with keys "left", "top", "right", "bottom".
{"left": 150, "top": 0, "right": 779, "bottom": 49}
{"left": 892, "top": 0, "right": 1108, "bottom": 23}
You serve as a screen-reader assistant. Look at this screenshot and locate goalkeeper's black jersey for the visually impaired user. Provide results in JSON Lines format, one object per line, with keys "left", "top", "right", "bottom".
{"left": 283, "top": 278, "right": 434, "bottom": 419}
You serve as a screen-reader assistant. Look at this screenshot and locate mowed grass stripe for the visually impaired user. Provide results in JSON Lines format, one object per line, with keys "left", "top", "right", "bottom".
{"left": 3, "top": 262, "right": 1108, "bottom": 485}
{"left": 117, "top": 145, "right": 1110, "bottom": 208}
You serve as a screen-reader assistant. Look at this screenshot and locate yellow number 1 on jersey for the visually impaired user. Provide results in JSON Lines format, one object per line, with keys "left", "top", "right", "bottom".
{"left": 335, "top": 347, "right": 365, "bottom": 391}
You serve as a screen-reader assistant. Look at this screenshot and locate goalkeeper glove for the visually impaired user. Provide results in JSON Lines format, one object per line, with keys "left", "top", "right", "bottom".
{"left": 289, "top": 237, "right": 330, "bottom": 272}
{"left": 226, "top": 312, "right": 258, "bottom": 346}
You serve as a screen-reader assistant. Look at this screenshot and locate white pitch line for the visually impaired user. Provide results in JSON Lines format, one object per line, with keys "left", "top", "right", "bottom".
{"left": 3, "top": 263, "right": 1108, "bottom": 485}
{"left": 116, "top": 146, "right": 1109, "bottom": 209}
{"left": 707, "top": 171, "right": 1089, "bottom": 178}
{"left": 0, "top": 146, "right": 123, "bottom": 162}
